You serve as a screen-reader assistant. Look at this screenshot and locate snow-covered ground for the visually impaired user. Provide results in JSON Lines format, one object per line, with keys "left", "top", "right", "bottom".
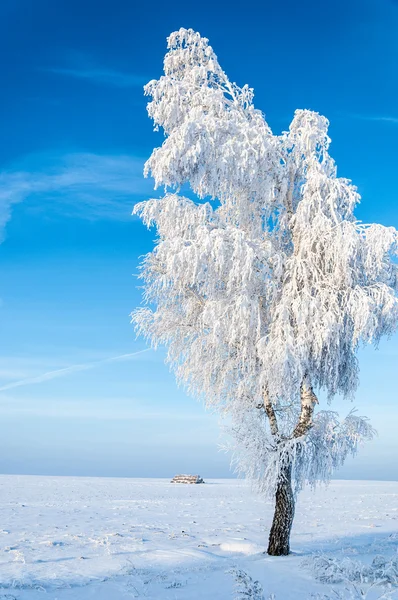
{"left": 0, "top": 476, "right": 397, "bottom": 599}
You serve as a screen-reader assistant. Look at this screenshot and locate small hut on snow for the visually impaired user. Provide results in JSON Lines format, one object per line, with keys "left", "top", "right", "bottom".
{"left": 170, "top": 474, "right": 204, "bottom": 484}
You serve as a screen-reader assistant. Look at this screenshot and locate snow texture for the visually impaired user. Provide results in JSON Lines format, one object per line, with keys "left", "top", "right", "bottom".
{"left": 0, "top": 476, "right": 397, "bottom": 599}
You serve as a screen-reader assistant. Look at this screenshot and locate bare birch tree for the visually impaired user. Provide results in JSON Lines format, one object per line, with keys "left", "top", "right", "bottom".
{"left": 132, "top": 29, "right": 397, "bottom": 555}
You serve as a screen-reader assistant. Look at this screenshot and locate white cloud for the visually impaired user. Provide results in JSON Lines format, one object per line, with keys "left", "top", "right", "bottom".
{"left": 348, "top": 113, "right": 398, "bottom": 125}
{"left": 0, "top": 152, "right": 155, "bottom": 241}
{"left": 0, "top": 348, "right": 151, "bottom": 393}
{"left": 44, "top": 67, "right": 147, "bottom": 88}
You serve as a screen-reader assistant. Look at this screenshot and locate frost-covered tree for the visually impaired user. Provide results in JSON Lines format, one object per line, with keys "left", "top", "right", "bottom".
{"left": 132, "top": 29, "right": 397, "bottom": 555}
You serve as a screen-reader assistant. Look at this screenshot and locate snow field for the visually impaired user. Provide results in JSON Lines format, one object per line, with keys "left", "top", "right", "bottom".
{"left": 0, "top": 476, "right": 397, "bottom": 599}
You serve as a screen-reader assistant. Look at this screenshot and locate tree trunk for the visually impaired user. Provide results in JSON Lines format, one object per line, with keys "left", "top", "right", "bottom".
{"left": 264, "top": 379, "right": 317, "bottom": 556}
{"left": 267, "top": 464, "right": 295, "bottom": 556}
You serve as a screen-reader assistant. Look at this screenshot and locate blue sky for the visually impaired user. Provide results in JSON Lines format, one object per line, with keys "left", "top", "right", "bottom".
{"left": 0, "top": 0, "right": 397, "bottom": 479}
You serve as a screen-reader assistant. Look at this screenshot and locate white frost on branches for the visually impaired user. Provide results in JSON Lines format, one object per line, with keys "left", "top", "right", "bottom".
{"left": 132, "top": 28, "right": 397, "bottom": 492}
{"left": 228, "top": 410, "right": 375, "bottom": 498}
{"left": 230, "top": 569, "right": 265, "bottom": 600}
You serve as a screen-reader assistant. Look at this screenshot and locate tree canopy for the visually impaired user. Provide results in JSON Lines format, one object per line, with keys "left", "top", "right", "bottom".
{"left": 133, "top": 28, "right": 396, "bottom": 496}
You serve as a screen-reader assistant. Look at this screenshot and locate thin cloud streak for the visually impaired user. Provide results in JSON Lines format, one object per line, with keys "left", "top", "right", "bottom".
{"left": 0, "top": 348, "right": 151, "bottom": 392}
{"left": 43, "top": 67, "right": 147, "bottom": 88}
{"left": 347, "top": 113, "right": 398, "bottom": 125}
{"left": 0, "top": 152, "right": 153, "bottom": 241}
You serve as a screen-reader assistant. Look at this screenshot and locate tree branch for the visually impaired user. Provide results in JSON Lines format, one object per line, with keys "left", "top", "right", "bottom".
{"left": 293, "top": 378, "right": 318, "bottom": 438}
{"left": 263, "top": 389, "right": 279, "bottom": 437}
